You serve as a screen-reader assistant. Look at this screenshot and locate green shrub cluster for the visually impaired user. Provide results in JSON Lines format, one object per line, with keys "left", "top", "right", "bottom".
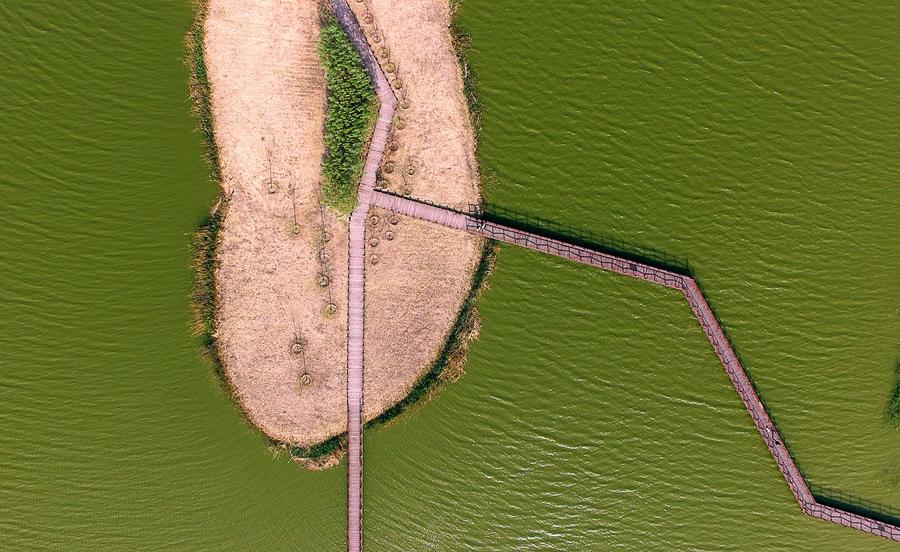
{"left": 888, "top": 365, "right": 900, "bottom": 426}
{"left": 289, "top": 435, "right": 345, "bottom": 460}
{"left": 319, "top": 16, "right": 378, "bottom": 214}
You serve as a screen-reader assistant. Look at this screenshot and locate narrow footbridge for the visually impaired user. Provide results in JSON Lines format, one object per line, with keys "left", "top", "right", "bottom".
{"left": 331, "top": 1, "right": 900, "bottom": 548}
{"left": 371, "top": 190, "right": 900, "bottom": 544}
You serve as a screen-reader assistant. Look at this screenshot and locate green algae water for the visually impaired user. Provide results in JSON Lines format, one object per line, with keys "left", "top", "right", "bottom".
{"left": 2, "top": 1, "right": 899, "bottom": 552}
{"left": 365, "top": 1, "right": 900, "bottom": 550}
{"left": 0, "top": 2, "right": 344, "bottom": 550}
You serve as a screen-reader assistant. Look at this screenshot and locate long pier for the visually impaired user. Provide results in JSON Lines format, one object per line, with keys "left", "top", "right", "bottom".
{"left": 329, "top": 1, "right": 396, "bottom": 551}
{"left": 332, "top": 2, "right": 900, "bottom": 547}
{"left": 372, "top": 190, "right": 900, "bottom": 543}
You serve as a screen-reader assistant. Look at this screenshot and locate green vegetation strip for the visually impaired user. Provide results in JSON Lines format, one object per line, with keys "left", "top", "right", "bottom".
{"left": 319, "top": 14, "right": 379, "bottom": 214}
{"left": 889, "top": 364, "right": 900, "bottom": 426}
{"left": 186, "top": 1, "right": 221, "bottom": 184}
{"left": 450, "top": 0, "right": 484, "bottom": 138}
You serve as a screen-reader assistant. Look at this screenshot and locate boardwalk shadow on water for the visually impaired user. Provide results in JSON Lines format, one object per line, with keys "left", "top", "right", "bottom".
{"left": 809, "top": 482, "right": 900, "bottom": 528}
{"left": 476, "top": 201, "right": 800, "bottom": 441}
{"left": 477, "top": 202, "right": 693, "bottom": 277}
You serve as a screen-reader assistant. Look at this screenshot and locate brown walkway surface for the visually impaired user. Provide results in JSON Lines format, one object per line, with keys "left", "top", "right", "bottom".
{"left": 372, "top": 190, "right": 900, "bottom": 543}
{"left": 329, "top": 1, "right": 396, "bottom": 551}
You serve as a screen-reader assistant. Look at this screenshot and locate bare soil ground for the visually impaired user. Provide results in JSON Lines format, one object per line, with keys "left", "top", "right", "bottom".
{"left": 204, "top": 0, "right": 479, "bottom": 453}
{"left": 205, "top": 0, "right": 348, "bottom": 448}
{"left": 352, "top": 0, "right": 482, "bottom": 419}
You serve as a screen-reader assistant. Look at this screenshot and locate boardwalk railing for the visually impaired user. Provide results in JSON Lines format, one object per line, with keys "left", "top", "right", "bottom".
{"left": 475, "top": 201, "right": 693, "bottom": 276}
{"left": 370, "top": 190, "right": 900, "bottom": 544}
{"left": 809, "top": 483, "right": 900, "bottom": 529}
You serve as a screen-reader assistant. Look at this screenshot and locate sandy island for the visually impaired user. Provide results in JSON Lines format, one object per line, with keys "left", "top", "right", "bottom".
{"left": 200, "top": 0, "right": 481, "bottom": 466}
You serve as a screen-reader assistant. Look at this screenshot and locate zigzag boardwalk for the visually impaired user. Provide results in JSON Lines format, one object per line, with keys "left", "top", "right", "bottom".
{"left": 332, "top": 2, "right": 898, "bottom": 544}
{"left": 371, "top": 190, "right": 900, "bottom": 543}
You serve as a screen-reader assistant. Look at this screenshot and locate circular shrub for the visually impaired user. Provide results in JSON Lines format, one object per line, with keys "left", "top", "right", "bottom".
{"left": 384, "top": 160, "right": 395, "bottom": 173}
{"left": 369, "top": 237, "right": 380, "bottom": 247}
{"left": 384, "top": 230, "right": 395, "bottom": 241}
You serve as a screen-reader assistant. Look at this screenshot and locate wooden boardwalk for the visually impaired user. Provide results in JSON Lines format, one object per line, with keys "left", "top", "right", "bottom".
{"left": 329, "top": 2, "right": 396, "bottom": 551}
{"left": 332, "top": 1, "right": 899, "bottom": 544}
{"left": 372, "top": 190, "right": 900, "bottom": 543}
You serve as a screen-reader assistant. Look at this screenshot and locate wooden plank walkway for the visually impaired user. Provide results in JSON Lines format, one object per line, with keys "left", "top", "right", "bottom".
{"left": 371, "top": 190, "right": 900, "bottom": 543}
{"left": 329, "top": 2, "right": 396, "bottom": 551}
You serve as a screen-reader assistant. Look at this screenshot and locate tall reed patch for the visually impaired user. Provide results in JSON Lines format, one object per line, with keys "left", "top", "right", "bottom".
{"left": 185, "top": 4, "right": 348, "bottom": 468}
{"left": 191, "top": 200, "right": 226, "bottom": 373}
{"left": 450, "top": 0, "right": 484, "bottom": 137}
{"left": 319, "top": 14, "right": 378, "bottom": 214}
{"left": 366, "top": 0, "right": 499, "bottom": 427}
{"left": 186, "top": 0, "right": 225, "bottom": 374}
{"left": 186, "top": 0, "right": 221, "bottom": 184}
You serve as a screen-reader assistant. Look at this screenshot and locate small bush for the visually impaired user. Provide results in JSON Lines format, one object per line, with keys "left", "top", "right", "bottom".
{"left": 319, "top": 15, "right": 378, "bottom": 214}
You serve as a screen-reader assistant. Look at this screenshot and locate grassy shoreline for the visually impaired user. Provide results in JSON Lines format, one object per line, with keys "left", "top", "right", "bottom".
{"left": 366, "top": 0, "right": 496, "bottom": 429}
{"left": 368, "top": 242, "right": 496, "bottom": 427}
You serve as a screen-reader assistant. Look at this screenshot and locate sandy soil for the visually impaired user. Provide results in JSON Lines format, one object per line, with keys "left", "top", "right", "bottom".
{"left": 205, "top": 0, "right": 348, "bottom": 447}
{"left": 349, "top": 0, "right": 482, "bottom": 419}
{"left": 204, "top": 0, "right": 480, "bottom": 452}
